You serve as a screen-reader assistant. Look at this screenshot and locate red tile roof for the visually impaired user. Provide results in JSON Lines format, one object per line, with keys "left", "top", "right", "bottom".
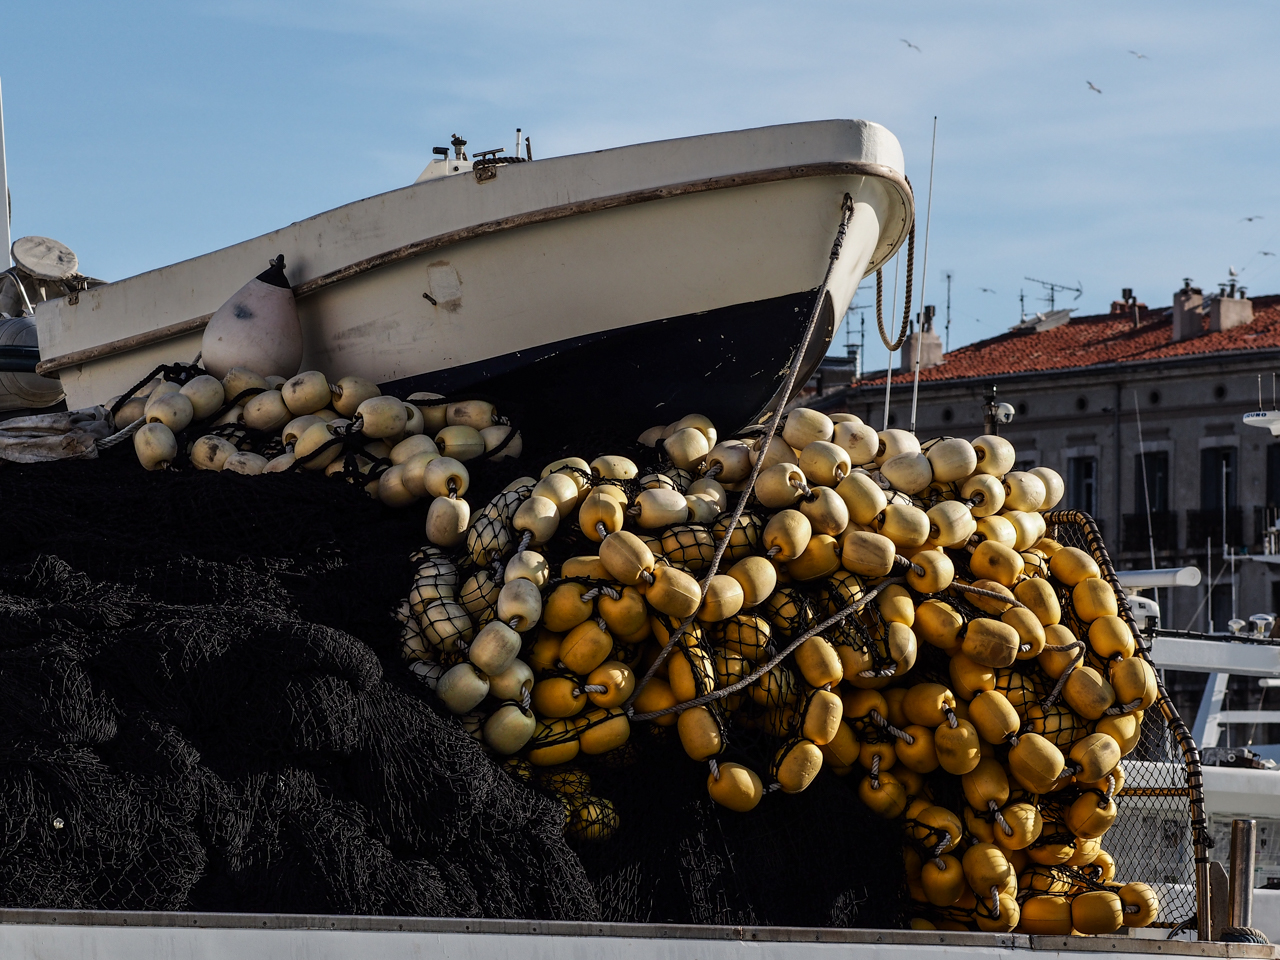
{"left": 859, "top": 294, "right": 1280, "bottom": 386}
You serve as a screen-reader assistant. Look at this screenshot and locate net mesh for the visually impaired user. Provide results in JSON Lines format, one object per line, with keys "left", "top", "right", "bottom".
{"left": 1046, "top": 513, "right": 1198, "bottom": 929}
{"left": 0, "top": 439, "right": 907, "bottom": 927}
{"left": 0, "top": 454, "right": 593, "bottom": 918}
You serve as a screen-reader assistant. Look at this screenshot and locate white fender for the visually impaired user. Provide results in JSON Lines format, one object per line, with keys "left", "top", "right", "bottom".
{"left": 201, "top": 256, "right": 303, "bottom": 380}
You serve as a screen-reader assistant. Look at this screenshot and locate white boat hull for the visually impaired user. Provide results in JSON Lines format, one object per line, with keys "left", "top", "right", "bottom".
{"left": 35, "top": 120, "right": 912, "bottom": 433}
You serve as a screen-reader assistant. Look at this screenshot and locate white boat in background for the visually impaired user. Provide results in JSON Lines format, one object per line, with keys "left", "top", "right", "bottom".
{"left": 32, "top": 120, "right": 912, "bottom": 440}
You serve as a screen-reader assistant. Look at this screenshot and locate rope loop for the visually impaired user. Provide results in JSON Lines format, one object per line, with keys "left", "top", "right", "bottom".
{"left": 875, "top": 223, "right": 915, "bottom": 351}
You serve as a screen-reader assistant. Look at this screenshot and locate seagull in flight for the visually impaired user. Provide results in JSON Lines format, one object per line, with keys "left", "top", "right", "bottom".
{"left": 979, "top": 287, "right": 997, "bottom": 294}
{"left": 1128, "top": 50, "right": 1149, "bottom": 59}
{"left": 1262, "top": 251, "right": 1277, "bottom": 257}
{"left": 1087, "top": 81, "right": 1103, "bottom": 94}
{"left": 900, "top": 39, "right": 921, "bottom": 52}
{"left": 1242, "top": 215, "right": 1264, "bottom": 222}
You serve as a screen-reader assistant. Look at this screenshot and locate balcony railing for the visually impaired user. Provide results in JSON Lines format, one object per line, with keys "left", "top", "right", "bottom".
{"left": 1121, "top": 512, "right": 1178, "bottom": 553}
{"left": 1186, "top": 507, "right": 1244, "bottom": 549}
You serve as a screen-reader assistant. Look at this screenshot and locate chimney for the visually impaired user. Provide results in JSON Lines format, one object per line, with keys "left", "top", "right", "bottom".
{"left": 1109, "top": 288, "right": 1147, "bottom": 325}
{"left": 900, "top": 305, "right": 943, "bottom": 373}
{"left": 1171, "top": 278, "right": 1205, "bottom": 342}
{"left": 1209, "top": 277, "right": 1254, "bottom": 333}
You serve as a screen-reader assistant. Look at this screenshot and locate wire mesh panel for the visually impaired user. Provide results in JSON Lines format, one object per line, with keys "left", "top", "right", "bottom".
{"left": 1046, "top": 510, "right": 1204, "bottom": 931}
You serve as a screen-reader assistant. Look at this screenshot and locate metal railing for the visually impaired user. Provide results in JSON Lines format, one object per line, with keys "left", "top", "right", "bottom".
{"left": 1186, "top": 508, "right": 1244, "bottom": 550}
{"left": 1121, "top": 511, "right": 1179, "bottom": 553}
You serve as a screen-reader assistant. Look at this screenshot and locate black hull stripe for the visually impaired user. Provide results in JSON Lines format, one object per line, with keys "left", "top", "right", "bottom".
{"left": 383, "top": 290, "right": 821, "bottom": 445}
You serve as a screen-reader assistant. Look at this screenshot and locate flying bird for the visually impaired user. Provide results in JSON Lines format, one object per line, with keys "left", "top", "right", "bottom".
{"left": 1128, "top": 50, "right": 1148, "bottom": 59}
{"left": 1242, "top": 215, "right": 1264, "bottom": 222}
{"left": 979, "top": 287, "right": 997, "bottom": 294}
{"left": 1262, "top": 251, "right": 1276, "bottom": 257}
{"left": 1087, "top": 81, "right": 1103, "bottom": 94}
{"left": 900, "top": 39, "right": 921, "bottom": 52}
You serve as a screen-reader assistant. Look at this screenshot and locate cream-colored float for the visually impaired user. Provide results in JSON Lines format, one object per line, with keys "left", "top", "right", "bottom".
{"left": 200, "top": 256, "right": 303, "bottom": 380}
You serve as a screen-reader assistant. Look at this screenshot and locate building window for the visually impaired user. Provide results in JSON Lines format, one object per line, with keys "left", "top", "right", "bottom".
{"left": 1200, "top": 447, "right": 1237, "bottom": 510}
{"left": 1149, "top": 390, "right": 1161, "bottom": 405}
{"left": 1075, "top": 397, "right": 1088, "bottom": 411}
{"left": 1267, "top": 445, "right": 1280, "bottom": 508}
{"left": 1214, "top": 385, "right": 1227, "bottom": 400}
{"left": 942, "top": 407, "right": 953, "bottom": 422}
{"left": 1068, "top": 457, "right": 1097, "bottom": 515}
{"left": 1135, "top": 451, "right": 1169, "bottom": 513}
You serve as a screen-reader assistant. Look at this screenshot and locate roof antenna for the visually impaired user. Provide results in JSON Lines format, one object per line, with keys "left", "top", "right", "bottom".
{"left": 909, "top": 116, "right": 938, "bottom": 435}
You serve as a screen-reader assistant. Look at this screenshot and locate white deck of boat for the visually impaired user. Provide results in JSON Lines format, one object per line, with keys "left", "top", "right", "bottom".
{"left": 0, "top": 910, "right": 1273, "bottom": 959}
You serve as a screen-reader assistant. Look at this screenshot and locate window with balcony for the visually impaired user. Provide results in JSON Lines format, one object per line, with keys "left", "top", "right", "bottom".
{"left": 1124, "top": 450, "right": 1176, "bottom": 552}
{"left": 1189, "top": 446, "right": 1241, "bottom": 548}
{"left": 1068, "top": 456, "right": 1097, "bottom": 516}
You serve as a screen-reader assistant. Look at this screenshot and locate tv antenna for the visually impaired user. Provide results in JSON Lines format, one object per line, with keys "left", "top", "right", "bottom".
{"left": 1024, "top": 276, "right": 1083, "bottom": 312}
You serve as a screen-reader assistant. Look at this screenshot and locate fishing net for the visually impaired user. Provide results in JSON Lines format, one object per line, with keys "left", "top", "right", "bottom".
{"left": 0, "top": 435, "right": 908, "bottom": 928}
{"left": 1045, "top": 512, "right": 1201, "bottom": 929}
{"left": 0, "top": 454, "right": 594, "bottom": 918}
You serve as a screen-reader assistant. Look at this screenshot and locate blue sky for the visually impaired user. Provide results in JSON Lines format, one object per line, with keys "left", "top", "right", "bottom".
{"left": 3, "top": 1, "right": 1278, "bottom": 357}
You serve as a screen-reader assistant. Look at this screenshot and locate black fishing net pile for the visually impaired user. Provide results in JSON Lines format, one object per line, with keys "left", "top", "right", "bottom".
{"left": 0, "top": 440, "right": 904, "bottom": 927}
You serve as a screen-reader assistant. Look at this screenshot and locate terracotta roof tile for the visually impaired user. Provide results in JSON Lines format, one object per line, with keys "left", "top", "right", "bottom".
{"left": 859, "top": 294, "right": 1280, "bottom": 386}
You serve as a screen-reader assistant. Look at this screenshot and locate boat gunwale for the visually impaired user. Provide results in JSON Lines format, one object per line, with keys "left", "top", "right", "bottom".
{"left": 35, "top": 160, "right": 911, "bottom": 378}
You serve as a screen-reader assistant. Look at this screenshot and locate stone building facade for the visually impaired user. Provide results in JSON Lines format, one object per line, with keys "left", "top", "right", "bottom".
{"left": 811, "top": 287, "right": 1280, "bottom": 634}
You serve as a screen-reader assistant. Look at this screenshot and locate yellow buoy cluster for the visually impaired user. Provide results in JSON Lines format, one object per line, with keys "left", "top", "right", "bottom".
{"left": 390, "top": 406, "right": 1159, "bottom": 933}
{"left": 124, "top": 367, "right": 519, "bottom": 500}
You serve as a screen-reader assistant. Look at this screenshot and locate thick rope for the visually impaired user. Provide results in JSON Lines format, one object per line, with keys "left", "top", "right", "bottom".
{"left": 928, "top": 832, "right": 952, "bottom": 859}
{"left": 96, "top": 415, "right": 145, "bottom": 451}
{"left": 629, "top": 577, "right": 902, "bottom": 721}
{"left": 624, "top": 193, "right": 859, "bottom": 715}
{"left": 870, "top": 710, "right": 915, "bottom": 744}
{"left": 990, "top": 800, "right": 1014, "bottom": 837}
{"left": 1041, "top": 643, "right": 1086, "bottom": 708}
{"left": 875, "top": 224, "right": 915, "bottom": 351}
{"left": 950, "top": 582, "right": 1028, "bottom": 610}
{"left": 1105, "top": 697, "right": 1144, "bottom": 716}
